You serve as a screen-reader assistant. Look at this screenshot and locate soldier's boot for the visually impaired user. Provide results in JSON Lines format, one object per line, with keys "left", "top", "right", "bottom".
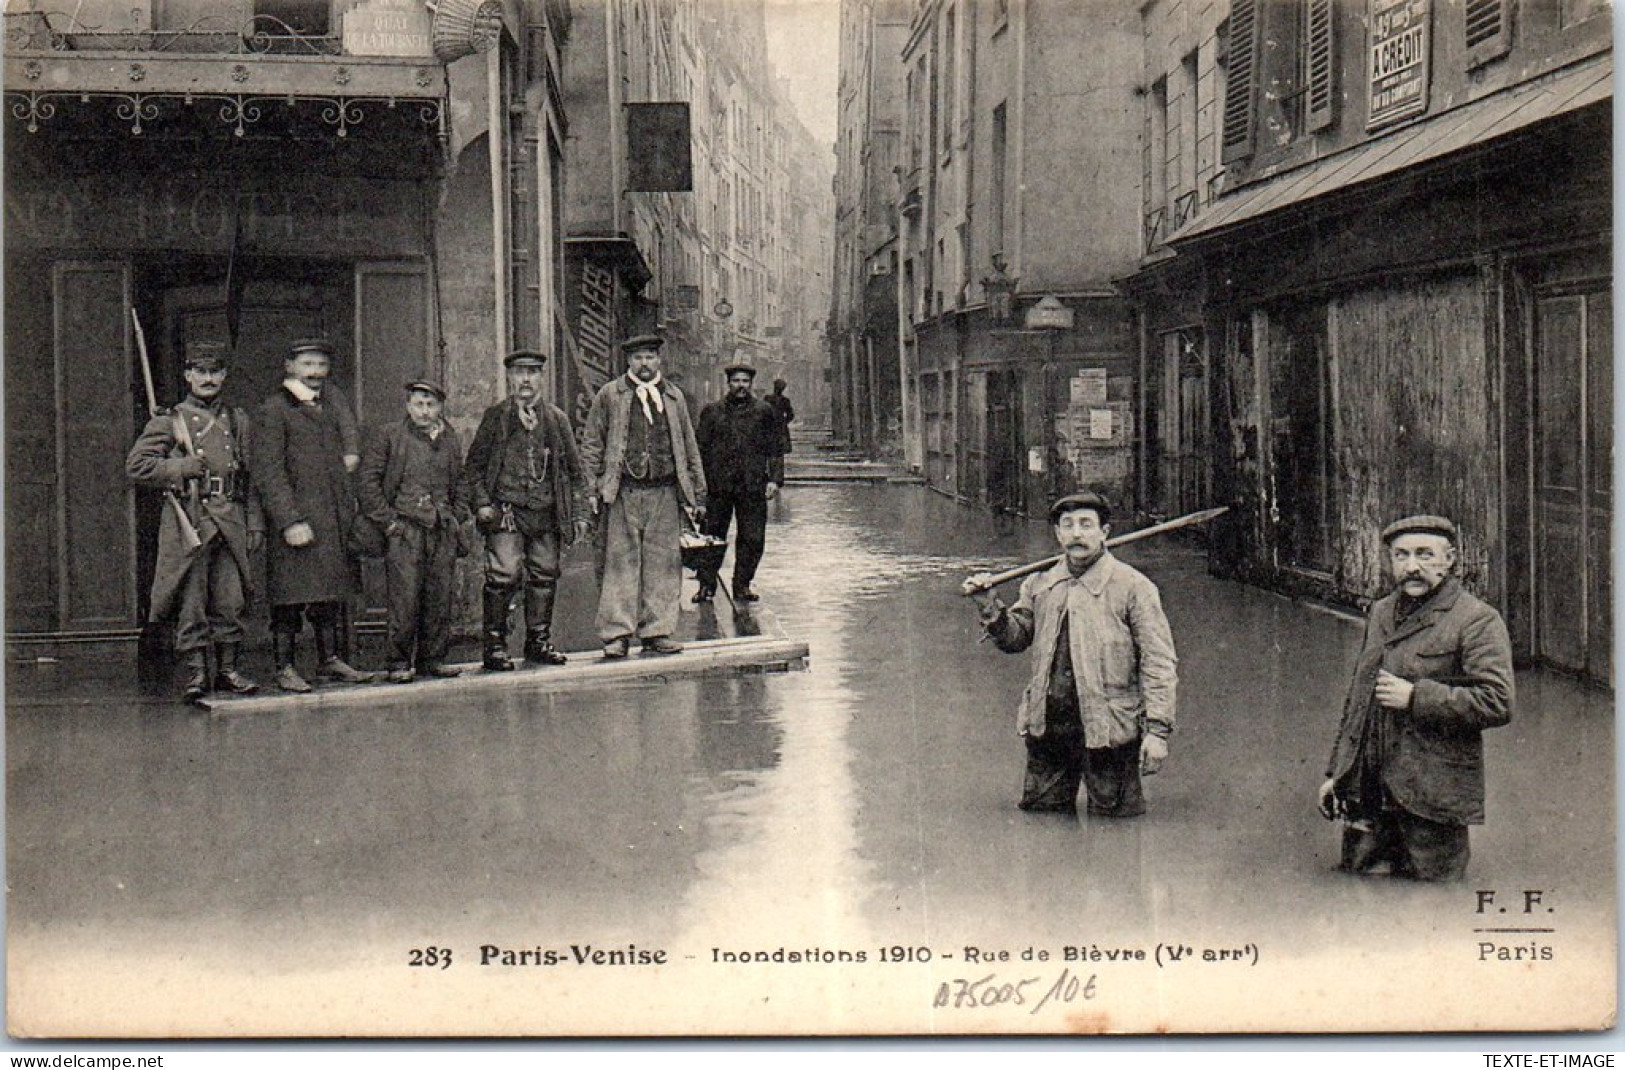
{"left": 180, "top": 649, "right": 210, "bottom": 705}
{"left": 482, "top": 585, "right": 517, "bottom": 671}
{"left": 523, "top": 584, "right": 567, "bottom": 666}
{"left": 315, "top": 617, "right": 375, "bottom": 684}
{"left": 213, "top": 643, "right": 259, "bottom": 695}
{"left": 272, "top": 629, "right": 312, "bottom": 694}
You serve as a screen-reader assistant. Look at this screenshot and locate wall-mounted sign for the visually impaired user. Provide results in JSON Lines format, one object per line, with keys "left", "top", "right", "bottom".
{"left": 1367, "top": 0, "right": 1431, "bottom": 131}
{"left": 342, "top": 0, "right": 433, "bottom": 58}
{"left": 1024, "top": 295, "right": 1074, "bottom": 331}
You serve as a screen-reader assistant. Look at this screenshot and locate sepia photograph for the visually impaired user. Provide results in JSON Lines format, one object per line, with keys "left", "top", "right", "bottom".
{"left": 1, "top": 0, "right": 1616, "bottom": 1041}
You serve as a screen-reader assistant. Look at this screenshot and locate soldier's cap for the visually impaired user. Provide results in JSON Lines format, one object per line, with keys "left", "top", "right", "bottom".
{"left": 289, "top": 337, "right": 335, "bottom": 358}
{"left": 184, "top": 340, "right": 231, "bottom": 370}
{"left": 724, "top": 363, "right": 757, "bottom": 379}
{"left": 620, "top": 333, "right": 665, "bottom": 355}
{"left": 1048, "top": 490, "right": 1113, "bottom": 526}
{"left": 1381, "top": 514, "right": 1457, "bottom": 545}
{"left": 503, "top": 349, "right": 548, "bottom": 369}
{"left": 405, "top": 379, "right": 446, "bottom": 401}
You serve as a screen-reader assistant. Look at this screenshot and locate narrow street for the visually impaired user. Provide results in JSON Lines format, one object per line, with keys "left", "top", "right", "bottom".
{"left": 7, "top": 481, "right": 1614, "bottom": 1035}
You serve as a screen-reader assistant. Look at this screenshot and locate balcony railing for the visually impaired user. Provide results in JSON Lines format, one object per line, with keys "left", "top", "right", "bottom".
{"left": 5, "top": 11, "right": 344, "bottom": 55}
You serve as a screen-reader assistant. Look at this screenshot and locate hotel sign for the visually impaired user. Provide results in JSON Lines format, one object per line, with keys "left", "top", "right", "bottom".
{"left": 1367, "top": 0, "right": 1431, "bottom": 130}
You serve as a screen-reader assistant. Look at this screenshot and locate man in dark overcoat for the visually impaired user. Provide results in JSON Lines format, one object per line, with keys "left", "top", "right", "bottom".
{"left": 126, "top": 341, "right": 264, "bottom": 703}
{"left": 461, "top": 349, "right": 589, "bottom": 671}
{"left": 766, "top": 376, "right": 795, "bottom": 456}
{"left": 1319, "top": 515, "right": 1515, "bottom": 881}
{"left": 692, "top": 362, "right": 783, "bottom": 603}
{"left": 250, "top": 337, "right": 375, "bottom": 692}
{"left": 359, "top": 379, "right": 470, "bottom": 683}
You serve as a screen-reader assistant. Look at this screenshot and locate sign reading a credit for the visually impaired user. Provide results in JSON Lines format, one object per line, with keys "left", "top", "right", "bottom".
{"left": 1367, "top": 0, "right": 1431, "bottom": 130}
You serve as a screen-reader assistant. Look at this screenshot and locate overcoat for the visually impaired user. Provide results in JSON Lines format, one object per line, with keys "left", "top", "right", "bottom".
{"left": 579, "top": 376, "right": 706, "bottom": 509}
{"left": 1325, "top": 578, "right": 1515, "bottom": 826}
{"left": 250, "top": 384, "right": 361, "bottom": 605}
{"left": 126, "top": 402, "right": 263, "bottom": 621}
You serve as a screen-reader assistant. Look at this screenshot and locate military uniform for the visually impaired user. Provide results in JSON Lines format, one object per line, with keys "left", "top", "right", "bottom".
{"left": 126, "top": 345, "right": 263, "bottom": 703}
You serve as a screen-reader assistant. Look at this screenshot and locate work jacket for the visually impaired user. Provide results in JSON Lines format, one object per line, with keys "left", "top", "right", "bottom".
{"left": 579, "top": 376, "right": 706, "bottom": 509}
{"left": 461, "top": 399, "right": 586, "bottom": 534}
{"left": 987, "top": 552, "right": 1178, "bottom": 746}
{"left": 1326, "top": 578, "right": 1515, "bottom": 825}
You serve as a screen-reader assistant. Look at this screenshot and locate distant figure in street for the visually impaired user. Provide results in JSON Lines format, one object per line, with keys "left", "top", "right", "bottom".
{"left": 693, "top": 363, "right": 783, "bottom": 604}
{"left": 462, "top": 349, "right": 589, "bottom": 671}
{"left": 1319, "top": 515, "right": 1514, "bottom": 881}
{"left": 251, "top": 337, "right": 376, "bottom": 692}
{"left": 359, "top": 380, "right": 469, "bottom": 684}
{"left": 766, "top": 376, "right": 795, "bottom": 456}
{"left": 580, "top": 333, "right": 707, "bottom": 658}
{"left": 126, "top": 341, "right": 264, "bottom": 704}
{"left": 965, "top": 492, "right": 1178, "bottom": 816}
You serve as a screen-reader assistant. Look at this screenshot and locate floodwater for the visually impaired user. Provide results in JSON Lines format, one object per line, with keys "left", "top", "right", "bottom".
{"left": 6, "top": 483, "right": 1615, "bottom": 1035}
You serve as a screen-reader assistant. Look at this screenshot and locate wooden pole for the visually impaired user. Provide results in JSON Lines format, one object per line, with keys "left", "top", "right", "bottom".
{"left": 960, "top": 506, "right": 1228, "bottom": 595}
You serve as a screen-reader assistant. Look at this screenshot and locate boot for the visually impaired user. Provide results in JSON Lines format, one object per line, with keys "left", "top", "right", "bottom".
{"left": 482, "top": 585, "right": 516, "bottom": 671}
{"left": 272, "top": 629, "right": 312, "bottom": 694}
{"left": 213, "top": 643, "right": 258, "bottom": 695}
{"left": 523, "top": 585, "right": 567, "bottom": 666}
{"left": 315, "top": 615, "right": 375, "bottom": 684}
{"left": 180, "top": 649, "right": 209, "bottom": 705}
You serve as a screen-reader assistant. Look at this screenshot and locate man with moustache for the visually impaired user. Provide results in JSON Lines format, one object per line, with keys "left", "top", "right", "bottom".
{"left": 1319, "top": 515, "right": 1514, "bottom": 881}
{"left": 251, "top": 337, "right": 375, "bottom": 692}
{"left": 964, "top": 491, "right": 1178, "bottom": 816}
{"left": 692, "top": 362, "right": 783, "bottom": 604}
{"left": 580, "top": 333, "right": 707, "bottom": 658}
{"left": 462, "top": 349, "right": 589, "bottom": 671}
{"left": 126, "top": 341, "right": 264, "bottom": 704}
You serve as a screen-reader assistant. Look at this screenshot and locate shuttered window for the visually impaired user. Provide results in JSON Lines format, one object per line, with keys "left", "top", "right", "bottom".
{"left": 1221, "top": 0, "right": 1260, "bottom": 162}
{"left": 1304, "top": 0, "right": 1336, "bottom": 131}
{"left": 1466, "top": 0, "right": 1512, "bottom": 68}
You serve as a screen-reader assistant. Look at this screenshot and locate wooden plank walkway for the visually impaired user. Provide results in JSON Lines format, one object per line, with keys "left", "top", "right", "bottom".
{"left": 199, "top": 634, "right": 810, "bottom": 716}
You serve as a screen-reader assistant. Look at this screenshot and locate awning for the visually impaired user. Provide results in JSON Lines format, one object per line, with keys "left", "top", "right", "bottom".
{"left": 1168, "top": 51, "right": 1612, "bottom": 247}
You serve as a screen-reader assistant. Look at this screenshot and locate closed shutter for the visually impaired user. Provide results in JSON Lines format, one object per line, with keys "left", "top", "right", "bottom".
{"left": 1304, "top": 0, "right": 1336, "bottom": 132}
{"left": 1466, "top": 0, "right": 1512, "bottom": 68}
{"left": 1221, "top": 0, "right": 1260, "bottom": 163}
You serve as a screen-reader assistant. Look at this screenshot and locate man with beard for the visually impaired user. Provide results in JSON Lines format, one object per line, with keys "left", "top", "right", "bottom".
{"left": 462, "top": 350, "right": 589, "bottom": 671}
{"left": 1319, "top": 515, "right": 1514, "bottom": 881}
{"left": 580, "top": 333, "right": 706, "bottom": 658}
{"left": 965, "top": 492, "right": 1178, "bottom": 816}
{"left": 692, "top": 363, "right": 783, "bottom": 604}
{"left": 251, "top": 337, "right": 376, "bottom": 692}
{"left": 126, "top": 341, "right": 264, "bottom": 704}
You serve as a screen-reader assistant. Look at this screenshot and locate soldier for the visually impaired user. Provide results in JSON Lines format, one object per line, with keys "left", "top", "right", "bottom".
{"left": 126, "top": 340, "right": 264, "bottom": 704}
{"left": 580, "top": 333, "right": 707, "bottom": 657}
{"left": 462, "top": 349, "right": 589, "bottom": 671}
{"left": 250, "top": 337, "right": 376, "bottom": 692}
{"left": 693, "top": 363, "right": 783, "bottom": 603}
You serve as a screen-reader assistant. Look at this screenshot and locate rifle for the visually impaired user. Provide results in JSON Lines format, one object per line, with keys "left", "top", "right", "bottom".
{"left": 960, "top": 506, "right": 1229, "bottom": 596}
{"left": 132, "top": 309, "right": 204, "bottom": 552}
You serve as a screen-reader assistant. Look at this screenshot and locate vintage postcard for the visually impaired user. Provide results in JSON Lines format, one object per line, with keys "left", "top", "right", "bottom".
{"left": 3, "top": 0, "right": 1616, "bottom": 1040}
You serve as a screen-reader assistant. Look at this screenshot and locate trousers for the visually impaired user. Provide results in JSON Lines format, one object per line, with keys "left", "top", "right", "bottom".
{"left": 596, "top": 481, "right": 681, "bottom": 641}
{"left": 698, "top": 487, "right": 768, "bottom": 589}
{"left": 386, "top": 521, "right": 459, "bottom": 669}
{"left": 173, "top": 537, "right": 247, "bottom": 653}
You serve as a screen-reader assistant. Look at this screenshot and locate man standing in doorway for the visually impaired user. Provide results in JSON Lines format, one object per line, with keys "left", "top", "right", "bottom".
{"left": 693, "top": 363, "right": 783, "bottom": 604}
{"left": 1319, "top": 515, "right": 1514, "bottom": 881}
{"left": 126, "top": 341, "right": 264, "bottom": 704}
{"left": 251, "top": 337, "right": 376, "bottom": 692}
{"left": 462, "top": 349, "right": 589, "bottom": 671}
{"left": 965, "top": 491, "right": 1178, "bottom": 816}
{"left": 580, "top": 333, "right": 707, "bottom": 658}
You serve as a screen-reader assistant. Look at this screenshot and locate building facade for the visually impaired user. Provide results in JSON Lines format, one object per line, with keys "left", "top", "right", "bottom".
{"left": 1130, "top": 0, "right": 1612, "bottom": 684}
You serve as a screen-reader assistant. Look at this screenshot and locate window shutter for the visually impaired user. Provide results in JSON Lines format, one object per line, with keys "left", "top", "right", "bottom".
{"left": 1465, "top": 0, "right": 1512, "bottom": 68}
{"left": 1221, "top": 0, "right": 1260, "bottom": 163}
{"left": 1305, "top": 0, "right": 1335, "bottom": 132}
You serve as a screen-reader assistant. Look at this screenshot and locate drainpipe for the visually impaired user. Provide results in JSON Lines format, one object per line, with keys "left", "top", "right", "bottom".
{"left": 488, "top": 42, "right": 509, "bottom": 359}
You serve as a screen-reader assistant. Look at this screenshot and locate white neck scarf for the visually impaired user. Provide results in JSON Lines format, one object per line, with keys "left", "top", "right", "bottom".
{"left": 628, "top": 371, "right": 665, "bottom": 424}
{"left": 284, "top": 378, "right": 320, "bottom": 404}
{"left": 514, "top": 398, "right": 538, "bottom": 432}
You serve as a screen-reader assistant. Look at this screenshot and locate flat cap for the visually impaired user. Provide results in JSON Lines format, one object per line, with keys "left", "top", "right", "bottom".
{"left": 503, "top": 349, "right": 548, "bottom": 368}
{"left": 1048, "top": 490, "right": 1112, "bottom": 526}
{"left": 723, "top": 363, "right": 757, "bottom": 378}
{"left": 1381, "top": 514, "right": 1457, "bottom": 544}
{"left": 405, "top": 379, "right": 446, "bottom": 401}
{"left": 184, "top": 339, "right": 230, "bottom": 369}
{"left": 620, "top": 333, "right": 665, "bottom": 354}
{"left": 289, "top": 337, "right": 335, "bottom": 357}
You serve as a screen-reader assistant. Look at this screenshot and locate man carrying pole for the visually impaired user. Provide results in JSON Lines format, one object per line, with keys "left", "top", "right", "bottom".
{"left": 963, "top": 491, "right": 1179, "bottom": 816}
{"left": 126, "top": 336, "right": 264, "bottom": 705}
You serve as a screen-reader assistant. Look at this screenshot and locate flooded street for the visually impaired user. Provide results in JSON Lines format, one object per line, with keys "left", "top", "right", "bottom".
{"left": 7, "top": 483, "right": 1614, "bottom": 1035}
